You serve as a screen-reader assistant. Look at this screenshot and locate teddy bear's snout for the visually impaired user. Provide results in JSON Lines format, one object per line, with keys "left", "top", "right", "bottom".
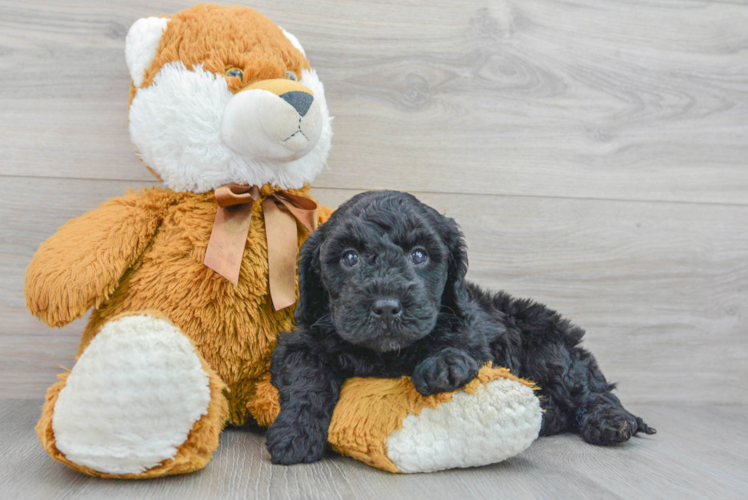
{"left": 220, "top": 78, "right": 322, "bottom": 163}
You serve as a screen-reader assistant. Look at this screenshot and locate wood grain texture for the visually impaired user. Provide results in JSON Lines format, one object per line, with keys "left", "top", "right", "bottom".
{"left": 0, "top": 0, "right": 747, "bottom": 203}
{"left": 1, "top": 1, "right": 747, "bottom": 494}
{"left": 2, "top": 178, "right": 747, "bottom": 404}
{"left": 1, "top": 400, "right": 746, "bottom": 500}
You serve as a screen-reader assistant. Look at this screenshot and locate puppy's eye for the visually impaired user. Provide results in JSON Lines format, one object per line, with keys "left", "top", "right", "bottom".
{"left": 286, "top": 71, "right": 298, "bottom": 81}
{"left": 226, "top": 68, "right": 244, "bottom": 78}
{"left": 410, "top": 248, "right": 428, "bottom": 265}
{"left": 342, "top": 250, "right": 360, "bottom": 268}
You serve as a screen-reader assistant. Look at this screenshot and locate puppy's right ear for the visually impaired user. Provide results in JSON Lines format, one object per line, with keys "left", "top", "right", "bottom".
{"left": 438, "top": 216, "right": 470, "bottom": 319}
{"left": 294, "top": 230, "right": 328, "bottom": 327}
{"left": 421, "top": 203, "right": 470, "bottom": 318}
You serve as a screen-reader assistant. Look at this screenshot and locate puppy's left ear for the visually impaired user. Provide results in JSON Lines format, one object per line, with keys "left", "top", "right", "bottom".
{"left": 294, "top": 230, "right": 328, "bottom": 327}
{"left": 425, "top": 207, "right": 470, "bottom": 318}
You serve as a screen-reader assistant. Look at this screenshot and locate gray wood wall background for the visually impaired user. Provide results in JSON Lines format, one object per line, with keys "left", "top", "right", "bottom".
{"left": 1, "top": 0, "right": 746, "bottom": 408}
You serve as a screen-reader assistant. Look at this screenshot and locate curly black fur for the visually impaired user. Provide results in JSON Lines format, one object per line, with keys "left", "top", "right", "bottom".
{"left": 266, "top": 190, "right": 655, "bottom": 465}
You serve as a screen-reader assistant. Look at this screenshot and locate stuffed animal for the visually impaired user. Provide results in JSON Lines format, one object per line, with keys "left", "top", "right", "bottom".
{"left": 25, "top": 4, "right": 542, "bottom": 477}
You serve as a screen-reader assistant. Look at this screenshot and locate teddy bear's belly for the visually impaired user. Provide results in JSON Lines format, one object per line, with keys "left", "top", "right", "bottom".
{"left": 79, "top": 213, "right": 297, "bottom": 424}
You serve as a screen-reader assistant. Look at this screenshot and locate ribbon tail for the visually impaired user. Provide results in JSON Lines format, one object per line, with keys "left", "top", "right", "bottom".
{"left": 263, "top": 198, "right": 300, "bottom": 311}
{"left": 204, "top": 203, "right": 254, "bottom": 286}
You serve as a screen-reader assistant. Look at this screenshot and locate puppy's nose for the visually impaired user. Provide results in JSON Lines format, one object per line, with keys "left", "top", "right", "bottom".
{"left": 371, "top": 298, "right": 402, "bottom": 322}
{"left": 279, "top": 91, "right": 314, "bottom": 117}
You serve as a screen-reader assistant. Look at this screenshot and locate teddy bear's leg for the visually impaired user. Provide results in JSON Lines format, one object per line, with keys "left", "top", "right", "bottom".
{"left": 325, "top": 366, "right": 543, "bottom": 473}
{"left": 36, "top": 312, "right": 229, "bottom": 478}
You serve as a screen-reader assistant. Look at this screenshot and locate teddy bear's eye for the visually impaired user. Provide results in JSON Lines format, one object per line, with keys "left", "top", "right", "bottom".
{"left": 286, "top": 71, "right": 298, "bottom": 82}
{"left": 226, "top": 68, "right": 244, "bottom": 78}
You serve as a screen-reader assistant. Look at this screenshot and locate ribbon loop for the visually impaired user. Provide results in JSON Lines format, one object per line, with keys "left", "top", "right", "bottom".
{"left": 214, "top": 184, "right": 260, "bottom": 207}
{"left": 203, "top": 184, "right": 318, "bottom": 310}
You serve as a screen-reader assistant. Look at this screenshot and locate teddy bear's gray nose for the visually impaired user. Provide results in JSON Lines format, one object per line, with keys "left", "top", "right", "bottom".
{"left": 279, "top": 91, "right": 314, "bottom": 117}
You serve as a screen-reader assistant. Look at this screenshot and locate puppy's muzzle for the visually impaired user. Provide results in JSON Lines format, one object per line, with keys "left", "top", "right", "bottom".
{"left": 221, "top": 78, "right": 322, "bottom": 162}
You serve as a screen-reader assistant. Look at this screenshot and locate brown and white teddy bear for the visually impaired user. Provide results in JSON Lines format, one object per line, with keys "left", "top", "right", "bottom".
{"left": 25, "top": 4, "right": 542, "bottom": 478}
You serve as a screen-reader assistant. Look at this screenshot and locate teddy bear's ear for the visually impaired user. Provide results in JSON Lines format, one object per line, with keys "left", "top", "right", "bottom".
{"left": 125, "top": 17, "right": 170, "bottom": 87}
{"left": 279, "top": 27, "right": 306, "bottom": 57}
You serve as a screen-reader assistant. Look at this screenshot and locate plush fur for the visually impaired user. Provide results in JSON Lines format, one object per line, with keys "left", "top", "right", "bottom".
{"left": 128, "top": 4, "right": 332, "bottom": 192}
{"left": 326, "top": 366, "right": 541, "bottom": 473}
{"left": 268, "top": 191, "right": 656, "bottom": 465}
{"left": 26, "top": 185, "right": 325, "bottom": 425}
{"left": 137, "top": 5, "right": 310, "bottom": 91}
{"left": 36, "top": 311, "right": 229, "bottom": 479}
{"left": 125, "top": 17, "right": 170, "bottom": 87}
{"left": 52, "top": 313, "right": 213, "bottom": 475}
{"left": 27, "top": 4, "right": 335, "bottom": 478}
{"left": 130, "top": 62, "right": 331, "bottom": 192}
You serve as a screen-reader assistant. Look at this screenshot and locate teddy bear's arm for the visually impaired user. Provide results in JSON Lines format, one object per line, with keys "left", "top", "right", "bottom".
{"left": 25, "top": 189, "right": 170, "bottom": 327}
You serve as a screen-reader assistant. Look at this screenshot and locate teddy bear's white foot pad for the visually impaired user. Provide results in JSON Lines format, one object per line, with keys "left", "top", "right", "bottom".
{"left": 385, "top": 378, "right": 542, "bottom": 473}
{"left": 52, "top": 314, "right": 211, "bottom": 475}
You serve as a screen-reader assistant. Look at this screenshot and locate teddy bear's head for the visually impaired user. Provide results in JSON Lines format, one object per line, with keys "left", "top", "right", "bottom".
{"left": 125, "top": 4, "right": 332, "bottom": 193}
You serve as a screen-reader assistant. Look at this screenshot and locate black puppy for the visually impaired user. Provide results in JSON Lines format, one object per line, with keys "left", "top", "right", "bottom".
{"left": 267, "top": 190, "right": 655, "bottom": 465}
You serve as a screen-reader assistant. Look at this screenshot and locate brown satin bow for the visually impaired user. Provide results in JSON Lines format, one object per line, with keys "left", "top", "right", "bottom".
{"left": 204, "top": 184, "right": 318, "bottom": 311}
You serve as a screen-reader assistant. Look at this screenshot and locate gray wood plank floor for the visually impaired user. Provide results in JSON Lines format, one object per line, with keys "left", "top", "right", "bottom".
{"left": 1, "top": 0, "right": 747, "bottom": 497}
{"left": 1, "top": 400, "right": 746, "bottom": 500}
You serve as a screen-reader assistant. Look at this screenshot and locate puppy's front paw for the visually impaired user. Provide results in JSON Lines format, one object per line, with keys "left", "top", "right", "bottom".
{"left": 412, "top": 348, "right": 480, "bottom": 396}
{"left": 266, "top": 420, "right": 326, "bottom": 465}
